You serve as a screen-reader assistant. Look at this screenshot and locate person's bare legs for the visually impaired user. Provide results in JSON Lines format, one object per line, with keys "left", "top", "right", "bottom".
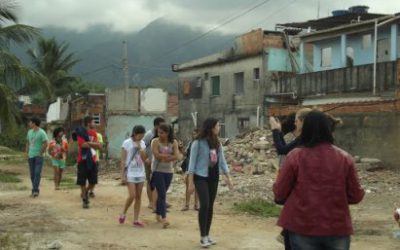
{"left": 122, "top": 183, "right": 136, "bottom": 215}
{"left": 57, "top": 168, "right": 63, "bottom": 189}
{"left": 53, "top": 167, "right": 59, "bottom": 189}
{"left": 133, "top": 183, "right": 144, "bottom": 222}
{"left": 182, "top": 176, "right": 190, "bottom": 210}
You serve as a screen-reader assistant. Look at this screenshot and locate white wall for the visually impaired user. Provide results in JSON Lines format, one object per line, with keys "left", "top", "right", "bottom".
{"left": 47, "top": 98, "right": 61, "bottom": 123}
{"left": 140, "top": 88, "right": 167, "bottom": 113}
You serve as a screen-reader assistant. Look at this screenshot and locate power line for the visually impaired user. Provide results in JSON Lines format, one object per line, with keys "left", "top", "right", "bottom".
{"left": 150, "top": 0, "right": 272, "bottom": 64}
{"left": 202, "top": 0, "right": 298, "bottom": 58}
{"left": 80, "top": 64, "right": 120, "bottom": 76}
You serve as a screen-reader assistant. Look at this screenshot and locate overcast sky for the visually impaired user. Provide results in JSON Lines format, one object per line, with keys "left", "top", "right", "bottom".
{"left": 17, "top": 0, "right": 400, "bottom": 34}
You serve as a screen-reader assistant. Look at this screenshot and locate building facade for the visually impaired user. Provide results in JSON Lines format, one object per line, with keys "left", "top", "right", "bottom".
{"left": 174, "top": 29, "right": 285, "bottom": 138}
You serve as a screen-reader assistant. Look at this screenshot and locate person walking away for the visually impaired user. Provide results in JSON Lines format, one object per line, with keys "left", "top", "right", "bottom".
{"left": 143, "top": 117, "right": 165, "bottom": 210}
{"left": 150, "top": 124, "right": 178, "bottom": 228}
{"left": 119, "top": 125, "right": 147, "bottom": 227}
{"left": 187, "top": 118, "right": 233, "bottom": 248}
{"left": 26, "top": 117, "right": 48, "bottom": 198}
{"left": 48, "top": 127, "right": 68, "bottom": 190}
{"left": 88, "top": 131, "right": 103, "bottom": 198}
{"left": 181, "top": 128, "right": 199, "bottom": 211}
{"left": 273, "top": 111, "right": 364, "bottom": 250}
{"left": 74, "top": 116, "right": 102, "bottom": 209}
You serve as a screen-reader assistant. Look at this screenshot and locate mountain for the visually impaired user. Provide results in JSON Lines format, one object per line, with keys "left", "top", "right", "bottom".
{"left": 11, "top": 19, "right": 237, "bottom": 92}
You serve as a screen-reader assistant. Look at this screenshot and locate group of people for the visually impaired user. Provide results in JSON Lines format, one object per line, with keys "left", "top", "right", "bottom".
{"left": 25, "top": 109, "right": 365, "bottom": 249}
{"left": 26, "top": 115, "right": 103, "bottom": 206}
{"left": 117, "top": 116, "right": 233, "bottom": 248}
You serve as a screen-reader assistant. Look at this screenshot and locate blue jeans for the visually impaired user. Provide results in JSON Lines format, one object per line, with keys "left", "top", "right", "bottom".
{"left": 289, "top": 232, "right": 350, "bottom": 250}
{"left": 28, "top": 156, "right": 44, "bottom": 193}
{"left": 152, "top": 172, "right": 173, "bottom": 219}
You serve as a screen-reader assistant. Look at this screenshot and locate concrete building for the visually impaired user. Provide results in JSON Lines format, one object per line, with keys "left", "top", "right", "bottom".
{"left": 269, "top": 7, "right": 400, "bottom": 167}
{"left": 173, "top": 29, "right": 286, "bottom": 138}
{"left": 105, "top": 87, "right": 174, "bottom": 158}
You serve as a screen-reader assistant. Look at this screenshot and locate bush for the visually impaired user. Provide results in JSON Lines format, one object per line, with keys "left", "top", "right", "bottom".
{"left": 0, "top": 125, "right": 27, "bottom": 152}
{"left": 233, "top": 198, "right": 281, "bottom": 218}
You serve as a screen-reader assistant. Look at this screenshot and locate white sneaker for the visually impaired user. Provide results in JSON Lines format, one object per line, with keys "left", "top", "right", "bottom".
{"left": 200, "top": 239, "right": 211, "bottom": 248}
{"left": 207, "top": 237, "right": 217, "bottom": 245}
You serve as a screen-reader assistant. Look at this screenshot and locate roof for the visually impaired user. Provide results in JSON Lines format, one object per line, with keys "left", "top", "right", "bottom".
{"left": 302, "top": 96, "right": 395, "bottom": 106}
{"left": 277, "top": 12, "right": 386, "bottom": 32}
{"left": 298, "top": 15, "right": 399, "bottom": 42}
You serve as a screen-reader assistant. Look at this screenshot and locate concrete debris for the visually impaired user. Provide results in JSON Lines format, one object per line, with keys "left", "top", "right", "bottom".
{"left": 47, "top": 240, "right": 63, "bottom": 249}
{"left": 224, "top": 128, "right": 277, "bottom": 176}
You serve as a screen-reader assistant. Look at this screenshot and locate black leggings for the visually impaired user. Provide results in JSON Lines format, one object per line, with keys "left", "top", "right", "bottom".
{"left": 194, "top": 175, "right": 219, "bottom": 237}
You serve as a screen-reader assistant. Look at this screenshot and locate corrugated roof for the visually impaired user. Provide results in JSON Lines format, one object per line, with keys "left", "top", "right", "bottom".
{"left": 277, "top": 13, "right": 386, "bottom": 31}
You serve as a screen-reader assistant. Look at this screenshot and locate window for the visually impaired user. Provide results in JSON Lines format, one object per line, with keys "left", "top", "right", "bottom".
{"left": 234, "top": 72, "right": 244, "bottom": 95}
{"left": 92, "top": 113, "right": 101, "bottom": 125}
{"left": 362, "top": 34, "right": 372, "bottom": 49}
{"left": 196, "top": 77, "right": 202, "bottom": 87}
{"left": 238, "top": 117, "right": 250, "bottom": 131}
{"left": 253, "top": 68, "right": 260, "bottom": 80}
{"left": 211, "top": 76, "right": 220, "bottom": 96}
{"left": 321, "top": 47, "right": 332, "bottom": 67}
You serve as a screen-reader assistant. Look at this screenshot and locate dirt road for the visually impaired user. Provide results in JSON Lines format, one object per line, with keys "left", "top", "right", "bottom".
{"left": 1, "top": 160, "right": 400, "bottom": 249}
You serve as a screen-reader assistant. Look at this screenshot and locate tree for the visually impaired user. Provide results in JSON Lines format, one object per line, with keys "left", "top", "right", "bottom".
{"left": 27, "top": 37, "right": 80, "bottom": 99}
{"left": 0, "top": 0, "right": 48, "bottom": 127}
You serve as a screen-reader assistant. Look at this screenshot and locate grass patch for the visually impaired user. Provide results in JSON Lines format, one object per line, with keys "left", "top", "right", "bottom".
{"left": 0, "top": 174, "right": 21, "bottom": 183}
{"left": 0, "top": 232, "right": 29, "bottom": 250}
{"left": 48, "top": 175, "right": 78, "bottom": 189}
{"left": 0, "top": 146, "right": 21, "bottom": 155}
{"left": 233, "top": 198, "right": 281, "bottom": 218}
{"left": 60, "top": 176, "right": 77, "bottom": 189}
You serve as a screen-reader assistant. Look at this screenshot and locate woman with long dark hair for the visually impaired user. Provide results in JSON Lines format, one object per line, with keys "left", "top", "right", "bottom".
{"left": 188, "top": 118, "right": 233, "bottom": 248}
{"left": 151, "top": 123, "right": 179, "bottom": 228}
{"left": 273, "top": 111, "right": 364, "bottom": 250}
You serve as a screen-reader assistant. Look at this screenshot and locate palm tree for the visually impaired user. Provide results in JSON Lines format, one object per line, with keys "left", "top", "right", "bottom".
{"left": 0, "top": 0, "right": 49, "bottom": 127}
{"left": 27, "top": 37, "right": 80, "bottom": 98}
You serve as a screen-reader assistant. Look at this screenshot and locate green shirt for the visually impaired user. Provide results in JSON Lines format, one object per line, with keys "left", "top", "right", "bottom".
{"left": 96, "top": 132, "right": 103, "bottom": 161}
{"left": 27, "top": 128, "right": 48, "bottom": 158}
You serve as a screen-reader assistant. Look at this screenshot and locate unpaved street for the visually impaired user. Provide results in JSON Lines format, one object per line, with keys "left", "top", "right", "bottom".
{"left": 1, "top": 160, "right": 400, "bottom": 249}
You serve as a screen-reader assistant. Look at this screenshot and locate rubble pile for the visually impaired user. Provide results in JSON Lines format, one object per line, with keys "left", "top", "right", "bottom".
{"left": 223, "top": 128, "right": 279, "bottom": 175}
{"left": 218, "top": 128, "right": 280, "bottom": 202}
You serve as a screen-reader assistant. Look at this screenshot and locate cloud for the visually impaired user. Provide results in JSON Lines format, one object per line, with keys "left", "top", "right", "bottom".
{"left": 17, "top": 0, "right": 400, "bottom": 34}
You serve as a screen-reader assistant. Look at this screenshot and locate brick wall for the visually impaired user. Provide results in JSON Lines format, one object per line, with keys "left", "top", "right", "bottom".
{"left": 267, "top": 99, "right": 400, "bottom": 117}
{"left": 168, "top": 95, "right": 179, "bottom": 117}
{"left": 69, "top": 95, "right": 106, "bottom": 136}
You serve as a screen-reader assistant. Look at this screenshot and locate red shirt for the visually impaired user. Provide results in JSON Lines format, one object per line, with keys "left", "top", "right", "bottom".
{"left": 273, "top": 143, "right": 364, "bottom": 236}
{"left": 77, "top": 130, "right": 98, "bottom": 162}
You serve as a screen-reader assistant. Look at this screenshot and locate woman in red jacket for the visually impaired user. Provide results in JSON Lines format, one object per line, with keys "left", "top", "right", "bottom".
{"left": 273, "top": 111, "right": 364, "bottom": 250}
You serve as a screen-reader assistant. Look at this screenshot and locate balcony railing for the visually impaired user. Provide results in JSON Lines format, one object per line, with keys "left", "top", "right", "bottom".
{"left": 272, "top": 61, "right": 398, "bottom": 97}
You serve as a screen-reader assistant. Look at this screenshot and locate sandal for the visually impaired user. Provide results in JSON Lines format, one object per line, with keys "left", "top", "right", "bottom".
{"left": 133, "top": 221, "right": 145, "bottom": 228}
{"left": 155, "top": 215, "right": 162, "bottom": 223}
{"left": 181, "top": 205, "right": 189, "bottom": 211}
{"left": 119, "top": 214, "right": 126, "bottom": 224}
{"left": 162, "top": 221, "right": 170, "bottom": 229}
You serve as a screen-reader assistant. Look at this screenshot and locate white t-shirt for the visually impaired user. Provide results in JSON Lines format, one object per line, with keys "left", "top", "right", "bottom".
{"left": 122, "top": 138, "right": 146, "bottom": 178}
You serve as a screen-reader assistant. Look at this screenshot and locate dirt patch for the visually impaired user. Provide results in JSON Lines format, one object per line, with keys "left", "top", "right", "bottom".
{"left": 1, "top": 160, "right": 400, "bottom": 249}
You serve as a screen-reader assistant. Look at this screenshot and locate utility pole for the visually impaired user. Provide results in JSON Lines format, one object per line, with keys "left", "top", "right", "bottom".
{"left": 317, "top": 0, "right": 320, "bottom": 19}
{"left": 122, "top": 41, "right": 130, "bottom": 106}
